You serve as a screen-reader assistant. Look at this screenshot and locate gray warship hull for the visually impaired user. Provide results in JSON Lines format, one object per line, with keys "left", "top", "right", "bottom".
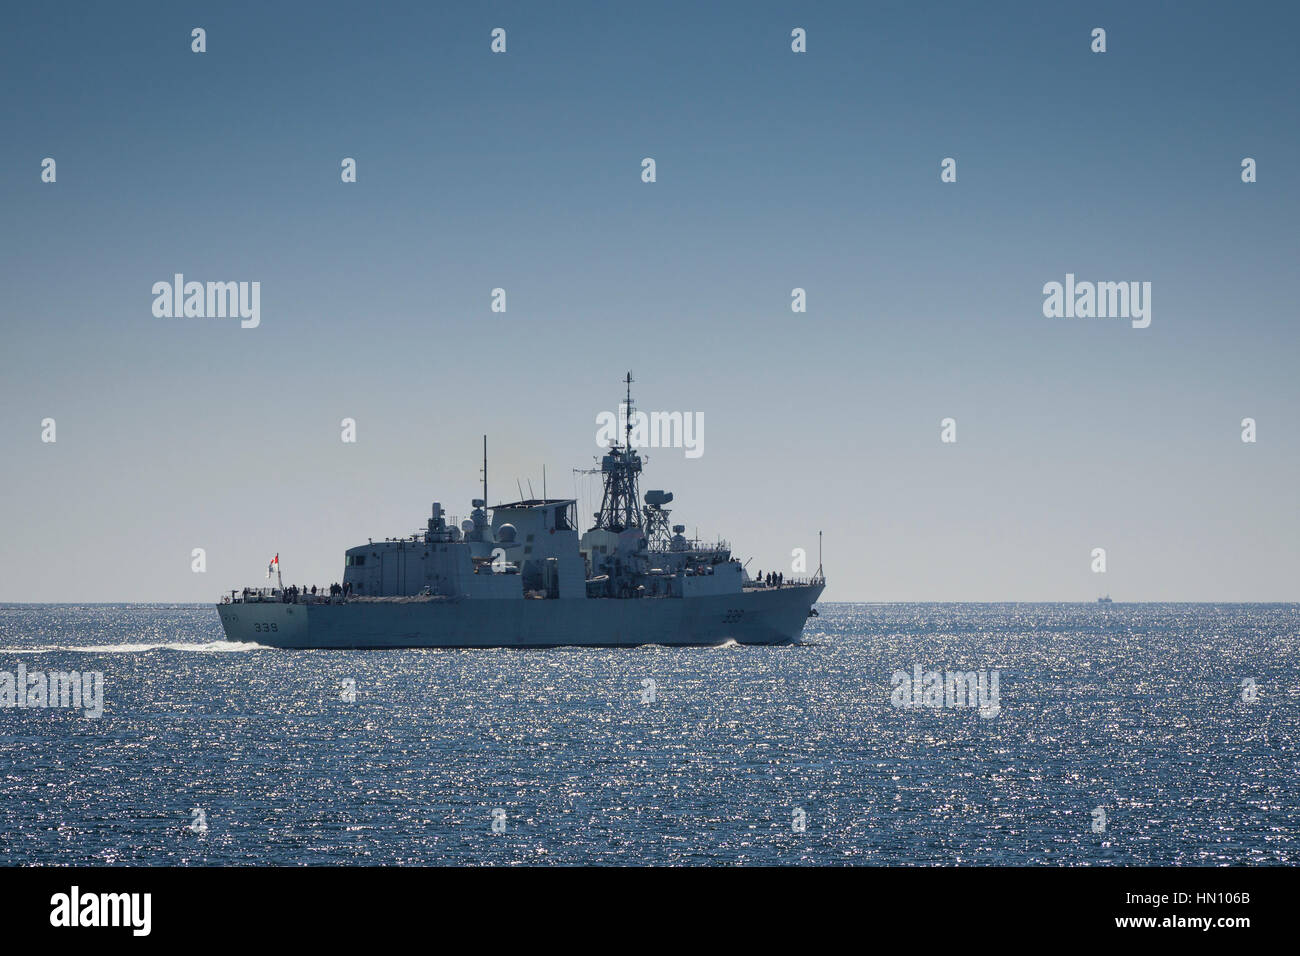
{"left": 217, "top": 582, "right": 823, "bottom": 649}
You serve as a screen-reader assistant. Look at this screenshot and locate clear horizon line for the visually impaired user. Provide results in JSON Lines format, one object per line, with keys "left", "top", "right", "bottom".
{"left": 3, "top": 599, "right": 1299, "bottom": 607}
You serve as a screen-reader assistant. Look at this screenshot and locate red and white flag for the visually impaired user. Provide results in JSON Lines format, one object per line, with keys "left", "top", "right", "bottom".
{"left": 266, "top": 553, "right": 279, "bottom": 578}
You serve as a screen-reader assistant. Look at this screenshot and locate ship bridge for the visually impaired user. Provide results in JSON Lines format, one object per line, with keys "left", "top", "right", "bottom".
{"left": 490, "top": 498, "right": 577, "bottom": 532}
{"left": 489, "top": 498, "right": 586, "bottom": 598}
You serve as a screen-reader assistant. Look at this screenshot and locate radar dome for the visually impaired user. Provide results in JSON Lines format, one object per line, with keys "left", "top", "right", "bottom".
{"left": 461, "top": 519, "right": 474, "bottom": 533}
{"left": 496, "top": 523, "right": 517, "bottom": 544}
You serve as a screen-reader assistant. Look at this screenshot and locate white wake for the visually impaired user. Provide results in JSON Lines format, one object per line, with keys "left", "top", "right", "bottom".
{"left": 0, "top": 640, "right": 267, "bottom": 654}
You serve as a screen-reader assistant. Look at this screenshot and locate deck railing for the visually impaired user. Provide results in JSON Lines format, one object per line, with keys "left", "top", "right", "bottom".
{"left": 220, "top": 588, "right": 346, "bottom": 605}
{"left": 745, "top": 575, "right": 824, "bottom": 589}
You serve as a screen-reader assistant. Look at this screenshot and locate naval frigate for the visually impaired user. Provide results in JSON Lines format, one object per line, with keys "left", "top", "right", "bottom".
{"left": 216, "top": 376, "right": 824, "bottom": 648}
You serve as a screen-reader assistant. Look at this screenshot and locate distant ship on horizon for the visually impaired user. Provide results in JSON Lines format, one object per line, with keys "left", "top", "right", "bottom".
{"left": 1097, "top": 595, "right": 1113, "bottom": 604}
{"left": 216, "top": 374, "right": 824, "bottom": 648}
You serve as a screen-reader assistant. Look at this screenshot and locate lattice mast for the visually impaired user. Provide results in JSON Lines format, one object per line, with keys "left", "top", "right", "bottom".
{"left": 593, "top": 372, "right": 644, "bottom": 532}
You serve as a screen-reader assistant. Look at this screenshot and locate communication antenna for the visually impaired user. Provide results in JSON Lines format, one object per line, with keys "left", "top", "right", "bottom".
{"left": 623, "top": 371, "right": 634, "bottom": 450}
{"left": 481, "top": 436, "right": 488, "bottom": 507}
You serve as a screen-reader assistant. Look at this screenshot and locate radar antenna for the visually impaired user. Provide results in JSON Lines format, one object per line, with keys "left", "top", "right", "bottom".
{"left": 643, "top": 489, "right": 675, "bottom": 550}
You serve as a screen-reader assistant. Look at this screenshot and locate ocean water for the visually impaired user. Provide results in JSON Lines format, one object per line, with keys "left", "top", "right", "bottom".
{"left": 0, "top": 602, "right": 1295, "bottom": 866}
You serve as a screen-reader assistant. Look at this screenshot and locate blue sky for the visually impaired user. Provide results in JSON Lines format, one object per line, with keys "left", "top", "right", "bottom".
{"left": 2, "top": 1, "right": 1297, "bottom": 601}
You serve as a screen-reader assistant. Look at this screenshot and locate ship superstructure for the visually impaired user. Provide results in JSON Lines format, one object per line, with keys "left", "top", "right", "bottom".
{"left": 216, "top": 376, "right": 824, "bottom": 648}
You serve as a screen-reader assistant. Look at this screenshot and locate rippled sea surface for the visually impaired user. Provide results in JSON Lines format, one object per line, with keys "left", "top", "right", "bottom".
{"left": 0, "top": 603, "right": 1296, "bottom": 865}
